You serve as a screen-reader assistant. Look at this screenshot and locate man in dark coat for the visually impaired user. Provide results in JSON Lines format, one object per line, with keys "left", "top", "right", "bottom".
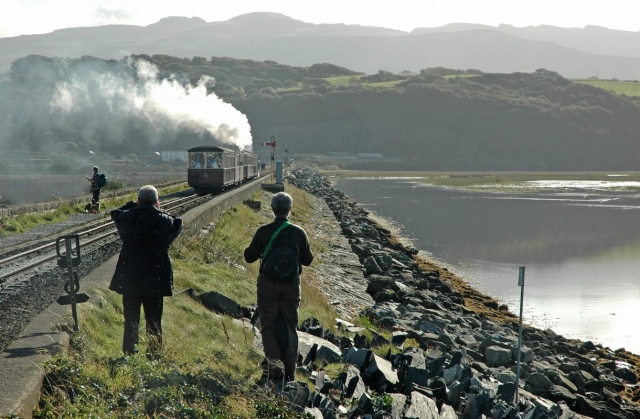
{"left": 109, "top": 185, "right": 182, "bottom": 355}
{"left": 244, "top": 192, "right": 313, "bottom": 382}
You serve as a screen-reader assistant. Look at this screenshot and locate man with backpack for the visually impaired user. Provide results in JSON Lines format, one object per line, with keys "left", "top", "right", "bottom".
{"left": 86, "top": 166, "right": 105, "bottom": 203}
{"left": 244, "top": 192, "right": 314, "bottom": 383}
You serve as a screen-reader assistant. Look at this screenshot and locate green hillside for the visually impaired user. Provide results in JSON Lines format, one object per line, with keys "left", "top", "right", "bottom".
{"left": 233, "top": 69, "right": 640, "bottom": 170}
{"left": 2, "top": 54, "right": 640, "bottom": 172}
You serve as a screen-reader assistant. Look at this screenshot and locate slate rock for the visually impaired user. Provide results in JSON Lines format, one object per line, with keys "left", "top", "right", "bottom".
{"left": 364, "top": 256, "right": 383, "bottom": 275}
{"left": 443, "top": 364, "right": 464, "bottom": 386}
{"left": 548, "top": 384, "right": 577, "bottom": 406}
{"left": 568, "top": 370, "right": 586, "bottom": 389}
{"left": 559, "top": 362, "right": 580, "bottom": 374}
{"left": 297, "top": 331, "right": 342, "bottom": 364}
{"left": 497, "top": 382, "right": 516, "bottom": 403}
{"left": 281, "top": 382, "right": 310, "bottom": 413}
{"left": 404, "top": 391, "right": 439, "bottom": 419}
{"left": 197, "top": 291, "right": 241, "bottom": 317}
{"left": 364, "top": 354, "right": 399, "bottom": 391}
{"left": 463, "top": 390, "right": 492, "bottom": 418}
{"left": 525, "top": 372, "right": 553, "bottom": 395}
{"left": 512, "top": 345, "right": 534, "bottom": 363}
{"left": 388, "top": 393, "right": 407, "bottom": 419}
{"left": 301, "top": 317, "right": 325, "bottom": 338}
{"left": 344, "top": 365, "right": 366, "bottom": 399}
{"left": 418, "top": 321, "right": 443, "bottom": 335}
{"left": 485, "top": 345, "right": 512, "bottom": 367}
{"left": 449, "top": 348, "right": 470, "bottom": 367}
{"left": 455, "top": 334, "right": 479, "bottom": 349}
{"left": 613, "top": 367, "right": 637, "bottom": 384}
{"left": 428, "top": 355, "right": 447, "bottom": 376}
{"left": 575, "top": 394, "right": 627, "bottom": 419}
{"left": 391, "top": 331, "right": 408, "bottom": 349}
{"left": 303, "top": 407, "right": 323, "bottom": 419}
{"left": 496, "top": 370, "right": 517, "bottom": 384}
{"left": 345, "top": 347, "right": 371, "bottom": 368}
{"left": 552, "top": 373, "right": 578, "bottom": 393}
{"left": 439, "top": 402, "right": 457, "bottom": 419}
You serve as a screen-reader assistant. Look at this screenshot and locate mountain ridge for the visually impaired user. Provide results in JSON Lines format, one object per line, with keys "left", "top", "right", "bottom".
{"left": 0, "top": 13, "right": 639, "bottom": 79}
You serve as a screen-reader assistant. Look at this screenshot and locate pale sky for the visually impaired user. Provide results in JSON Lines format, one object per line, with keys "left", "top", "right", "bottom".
{"left": 1, "top": 0, "right": 639, "bottom": 38}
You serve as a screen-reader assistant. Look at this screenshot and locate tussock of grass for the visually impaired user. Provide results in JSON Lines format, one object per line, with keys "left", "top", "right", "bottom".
{"left": 36, "top": 184, "right": 338, "bottom": 417}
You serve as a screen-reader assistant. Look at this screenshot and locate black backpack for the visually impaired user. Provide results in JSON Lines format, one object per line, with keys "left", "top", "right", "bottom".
{"left": 261, "top": 222, "right": 300, "bottom": 283}
{"left": 98, "top": 173, "right": 107, "bottom": 188}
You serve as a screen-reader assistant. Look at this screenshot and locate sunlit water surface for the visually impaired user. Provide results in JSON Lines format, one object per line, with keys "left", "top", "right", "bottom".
{"left": 333, "top": 178, "right": 640, "bottom": 354}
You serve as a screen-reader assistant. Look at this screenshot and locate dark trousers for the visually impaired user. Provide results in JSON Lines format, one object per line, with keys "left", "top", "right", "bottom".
{"left": 122, "top": 295, "right": 163, "bottom": 355}
{"left": 257, "top": 275, "right": 300, "bottom": 381}
{"left": 92, "top": 188, "right": 100, "bottom": 203}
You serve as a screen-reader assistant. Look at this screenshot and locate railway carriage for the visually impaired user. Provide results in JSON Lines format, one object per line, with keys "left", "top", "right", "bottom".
{"left": 187, "top": 146, "right": 259, "bottom": 193}
{"left": 241, "top": 151, "right": 260, "bottom": 181}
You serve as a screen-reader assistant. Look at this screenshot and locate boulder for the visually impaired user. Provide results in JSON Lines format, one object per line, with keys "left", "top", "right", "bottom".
{"left": 363, "top": 256, "right": 382, "bottom": 275}
{"left": 364, "top": 354, "right": 399, "bottom": 391}
{"left": 388, "top": 393, "right": 407, "bottom": 418}
{"left": 197, "top": 291, "right": 241, "bottom": 317}
{"left": 485, "top": 346, "right": 512, "bottom": 367}
{"left": 297, "top": 331, "right": 342, "bottom": 364}
{"left": 525, "top": 372, "right": 553, "bottom": 395}
{"left": 404, "top": 391, "right": 439, "bottom": 419}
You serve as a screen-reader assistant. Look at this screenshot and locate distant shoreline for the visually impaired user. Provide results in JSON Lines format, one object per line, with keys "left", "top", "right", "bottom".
{"left": 321, "top": 169, "right": 640, "bottom": 193}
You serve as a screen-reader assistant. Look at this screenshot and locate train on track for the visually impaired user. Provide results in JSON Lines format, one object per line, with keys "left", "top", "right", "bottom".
{"left": 187, "top": 146, "right": 260, "bottom": 194}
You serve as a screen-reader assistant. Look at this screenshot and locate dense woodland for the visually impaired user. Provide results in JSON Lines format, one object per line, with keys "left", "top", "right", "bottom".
{"left": 1, "top": 54, "right": 640, "bottom": 171}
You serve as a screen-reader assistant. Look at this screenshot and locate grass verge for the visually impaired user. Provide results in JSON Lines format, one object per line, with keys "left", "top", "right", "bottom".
{"left": 34, "top": 184, "right": 336, "bottom": 418}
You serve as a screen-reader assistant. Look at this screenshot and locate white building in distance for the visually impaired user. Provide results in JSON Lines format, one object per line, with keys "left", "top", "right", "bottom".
{"left": 162, "top": 151, "right": 188, "bottom": 162}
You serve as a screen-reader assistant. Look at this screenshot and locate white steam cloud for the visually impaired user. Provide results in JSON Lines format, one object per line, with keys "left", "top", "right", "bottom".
{"left": 50, "top": 59, "right": 252, "bottom": 150}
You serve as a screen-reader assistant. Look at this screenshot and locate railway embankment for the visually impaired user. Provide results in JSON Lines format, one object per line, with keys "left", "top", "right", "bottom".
{"left": 284, "top": 166, "right": 640, "bottom": 419}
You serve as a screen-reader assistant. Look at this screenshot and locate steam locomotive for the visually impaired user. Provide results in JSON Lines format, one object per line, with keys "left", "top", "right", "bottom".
{"left": 187, "top": 146, "right": 259, "bottom": 193}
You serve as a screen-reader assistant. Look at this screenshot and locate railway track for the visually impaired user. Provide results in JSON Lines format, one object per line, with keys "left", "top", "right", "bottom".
{"left": 0, "top": 190, "right": 215, "bottom": 353}
{"left": 0, "top": 193, "right": 205, "bottom": 285}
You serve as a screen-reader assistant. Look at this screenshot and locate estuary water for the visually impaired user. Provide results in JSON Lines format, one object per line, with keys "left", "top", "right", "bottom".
{"left": 332, "top": 177, "right": 640, "bottom": 354}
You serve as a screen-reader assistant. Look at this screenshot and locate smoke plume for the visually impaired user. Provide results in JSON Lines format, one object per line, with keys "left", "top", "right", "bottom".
{"left": 51, "top": 58, "right": 252, "bottom": 150}
{"left": 0, "top": 55, "right": 252, "bottom": 164}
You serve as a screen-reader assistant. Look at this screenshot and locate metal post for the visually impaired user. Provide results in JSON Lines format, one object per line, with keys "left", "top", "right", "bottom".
{"left": 514, "top": 266, "right": 525, "bottom": 407}
{"left": 56, "top": 235, "right": 89, "bottom": 331}
{"left": 270, "top": 136, "right": 275, "bottom": 183}
{"left": 64, "top": 237, "right": 79, "bottom": 331}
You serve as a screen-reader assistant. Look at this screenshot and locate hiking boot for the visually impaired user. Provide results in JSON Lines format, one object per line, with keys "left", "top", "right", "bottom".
{"left": 260, "top": 358, "right": 285, "bottom": 381}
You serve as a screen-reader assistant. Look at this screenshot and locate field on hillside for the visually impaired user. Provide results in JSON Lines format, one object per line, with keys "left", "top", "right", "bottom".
{"left": 574, "top": 79, "right": 640, "bottom": 97}
{"left": 280, "top": 74, "right": 640, "bottom": 97}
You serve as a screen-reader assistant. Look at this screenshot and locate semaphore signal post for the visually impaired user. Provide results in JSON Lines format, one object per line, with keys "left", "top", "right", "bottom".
{"left": 260, "top": 136, "right": 277, "bottom": 182}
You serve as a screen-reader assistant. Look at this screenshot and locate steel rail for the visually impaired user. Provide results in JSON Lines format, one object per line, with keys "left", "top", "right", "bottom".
{"left": 0, "top": 193, "right": 203, "bottom": 282}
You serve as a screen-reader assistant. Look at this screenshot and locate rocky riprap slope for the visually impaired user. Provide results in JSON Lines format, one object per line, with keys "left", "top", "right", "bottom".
{"left": 272, "top": 166, "right": 640, "bottom": 419}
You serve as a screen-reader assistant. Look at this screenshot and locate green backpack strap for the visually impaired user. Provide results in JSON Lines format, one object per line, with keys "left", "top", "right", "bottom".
{"left": 258, "top": 221, "right": 290, "bottom": 280}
